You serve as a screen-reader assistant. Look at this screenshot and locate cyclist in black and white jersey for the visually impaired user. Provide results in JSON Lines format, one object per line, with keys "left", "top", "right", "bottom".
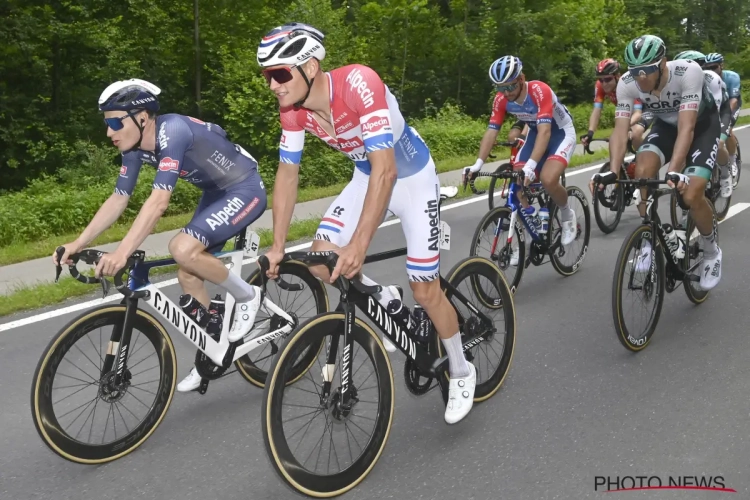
{"left": 674, "top": 50, "right": 733, "bottom": 198}
{"left": 591, "top": 35, "right": 723, "bottom": 290}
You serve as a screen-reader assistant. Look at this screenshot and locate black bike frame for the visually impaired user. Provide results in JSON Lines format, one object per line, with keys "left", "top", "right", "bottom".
{"left": 322, "top": 247, "right": 500, "bottom": 410}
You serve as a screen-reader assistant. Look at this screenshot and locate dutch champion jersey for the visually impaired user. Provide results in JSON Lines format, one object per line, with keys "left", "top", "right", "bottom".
{"left": 278, "top": 64, "right": 432, "bottom": 178}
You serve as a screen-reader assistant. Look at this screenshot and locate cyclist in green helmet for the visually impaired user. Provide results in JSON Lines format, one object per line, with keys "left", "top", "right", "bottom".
{"left": 592, "top": 34, "right": 723, "bottom": 291}
{"left": 674, "top": 50, "right": 733, "bottom": 198}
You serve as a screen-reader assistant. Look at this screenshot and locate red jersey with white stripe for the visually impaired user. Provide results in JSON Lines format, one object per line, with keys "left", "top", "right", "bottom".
{"left": 278, "top": 64, "right": 431, "bottom": 179}
{"left": 593, "top": 80, "right": 643, "bottom": 110}
{"left": 488, "top": 81, "right": 574, "bottom": 131}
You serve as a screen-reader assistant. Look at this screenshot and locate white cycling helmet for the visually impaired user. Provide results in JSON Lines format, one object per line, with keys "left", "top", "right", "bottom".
{"left": 257, "top": 23, "right": 326, "bottom": 68}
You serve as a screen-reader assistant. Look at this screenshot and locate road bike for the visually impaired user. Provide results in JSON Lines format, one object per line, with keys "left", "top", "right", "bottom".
{"left": 260, "top": 189, "right": 516, "bottom": 498}
{"left": 31, "top": 227, "right": 328, "bottom": 464}
{"left": 465, "top": 167, "right": 590, "bottom": 294}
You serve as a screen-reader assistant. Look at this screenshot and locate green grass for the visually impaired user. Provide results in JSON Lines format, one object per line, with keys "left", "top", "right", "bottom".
{"left": 0, "top": 217, "right": 322, "bottom": 317}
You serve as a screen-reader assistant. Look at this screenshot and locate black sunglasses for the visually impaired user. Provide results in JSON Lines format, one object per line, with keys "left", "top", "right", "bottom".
{"left": 262, "top": 66, "right": 298, "bottom": 85}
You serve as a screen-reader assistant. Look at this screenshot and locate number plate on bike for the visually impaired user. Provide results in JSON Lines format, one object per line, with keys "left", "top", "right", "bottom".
{"left": 440, "top": 221, "right": 451, "bottom": 250}
{"left": 243, "top": 231, "right": 260, "bottom": 258}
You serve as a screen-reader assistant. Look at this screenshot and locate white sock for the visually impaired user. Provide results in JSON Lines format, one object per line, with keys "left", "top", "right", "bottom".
{"left": 219, "top": 273, "right": 255, "bottom": 302}
{"left": 561, "top": 205, "right": 574, "bottom": 222}
{"left": 701, "top": 231, "right": 719, "bottom": 258}
{"left": 719, "top": 162, "right": 730, "bottom": 179}
{"left": 361, "top": 274, "right": 397, "bottom": 308}
{"left": 441, "top": 333, "right": 471, "bottom": 378}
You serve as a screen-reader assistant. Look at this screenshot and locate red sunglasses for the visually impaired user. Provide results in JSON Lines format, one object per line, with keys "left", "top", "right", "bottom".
{"left": 262, "top": 66, "right": 298, "bottom": 85}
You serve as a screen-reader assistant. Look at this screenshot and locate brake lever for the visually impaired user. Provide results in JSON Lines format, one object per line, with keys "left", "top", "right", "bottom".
{"left": 54, "top": 246, "right": 65, "bottom": 283}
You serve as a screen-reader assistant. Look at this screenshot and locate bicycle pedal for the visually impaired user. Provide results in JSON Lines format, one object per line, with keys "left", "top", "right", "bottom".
{"left": 198, "top": 379, "right": 209, "bottom": 395}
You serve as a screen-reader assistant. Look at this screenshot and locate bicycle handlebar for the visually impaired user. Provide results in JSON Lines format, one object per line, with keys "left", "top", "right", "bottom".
{"left": 583, "top": 137, "right": 609, "bottom": 155}
{"left": 257, "top": 252, "right": 381, "bottom": 296}
{"left": 462, "top": 164, "right": 515, "bottom": 195}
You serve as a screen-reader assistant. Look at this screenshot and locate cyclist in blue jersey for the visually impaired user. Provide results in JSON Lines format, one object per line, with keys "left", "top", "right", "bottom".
{"left": 51, "top": 78, "right": 268, "bottom": 392}
{"left": 704, "top": 53, "right": 742, "bottom": 179}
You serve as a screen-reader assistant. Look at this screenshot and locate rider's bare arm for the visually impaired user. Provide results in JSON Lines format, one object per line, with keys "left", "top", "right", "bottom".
{"left": 270, "top": 162, "right": 300, "bottom": 252}
{"left": 116, "top": 189, "right": 172, "bottom": 256}
{"left": 73, "top": 193, "right": 130, "bottom": 248}
{"left": 477, "top": 128, "right": 501, "bottom": 162}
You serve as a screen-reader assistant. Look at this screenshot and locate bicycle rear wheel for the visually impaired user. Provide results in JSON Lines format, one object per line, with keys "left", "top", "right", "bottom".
{"left": 262, "top": 312, "right": 394, "bottom": 498}
{"left": 235, "top": 261, "right": 329, "bottom": 387}
{"left": 732, "top": 139, "right": 741, "bottom": 189}
{"left": 611, "top": 225, "right": 665, "bottom": 352}
{"left": 550, "top": 186, "right": 590, "bottom": 276}
{"left": 436, "top": 256, "right": 516, "bottom": 401}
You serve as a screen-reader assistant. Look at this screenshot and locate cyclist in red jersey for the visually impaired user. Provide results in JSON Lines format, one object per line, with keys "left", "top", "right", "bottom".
{"left": 581, "top": 59, "right": 651, "bottom": 151}
{"left": 257, "top": 23, "right": 476, "bottom": 424}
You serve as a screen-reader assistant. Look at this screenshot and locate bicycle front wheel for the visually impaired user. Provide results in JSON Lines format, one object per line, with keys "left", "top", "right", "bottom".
{"left": 488, "top": 163, "right": 512, "bottom": 210}
{"left": 593, "top": 163, "right": 625, "bottom": 234}
{"left": 262, "top": 312, "right": 394, "bottom": 498}
{"left": 611, "top": 225, "right": 665, "bottom": 351}
{"left": 31, "top": 305, "right": 177, "bottom": 464}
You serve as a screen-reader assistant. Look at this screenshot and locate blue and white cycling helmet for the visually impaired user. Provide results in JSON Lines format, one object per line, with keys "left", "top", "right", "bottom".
{"left": 489, "top": 56, "right": 523, "bottom": 85}
{"left": 704, "top": 53, "right": 724, "bottom": 65}
{"left": 98, "top": 78, "right": 161, "bottom": 112}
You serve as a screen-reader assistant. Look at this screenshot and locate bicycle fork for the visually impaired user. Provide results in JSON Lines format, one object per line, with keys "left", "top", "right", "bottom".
{"left": 322, "top": 282, "right": 357, "bottom": 412}
{"left": 100, "top": 297, "right": 140, "bottom": 393}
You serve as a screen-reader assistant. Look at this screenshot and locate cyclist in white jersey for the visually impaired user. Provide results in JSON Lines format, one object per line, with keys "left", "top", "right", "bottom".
{"left": 591, "top": 35, "right": 723, "bottom": 290}
{"left": 256, "top": 23, "right": 476, "bottom": 424}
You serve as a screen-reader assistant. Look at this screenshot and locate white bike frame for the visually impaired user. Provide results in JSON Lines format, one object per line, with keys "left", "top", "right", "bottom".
{"left": 134, "top": 245, "right": 295, "bottom": 367}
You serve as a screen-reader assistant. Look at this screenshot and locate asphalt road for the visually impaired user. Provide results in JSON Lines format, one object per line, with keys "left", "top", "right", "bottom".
{"left": 2, "top": 127, "right": 750, "bottom": 500}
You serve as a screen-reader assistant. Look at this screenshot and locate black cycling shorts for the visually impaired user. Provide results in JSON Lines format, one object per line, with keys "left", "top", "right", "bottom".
{"left": 637, "top": 107, "right": 721, "bottom": 181}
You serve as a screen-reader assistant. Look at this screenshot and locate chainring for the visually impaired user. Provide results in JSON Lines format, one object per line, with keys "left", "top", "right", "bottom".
{"left": 403, "top": 358, "right": 434, "bottom": 396}
{"left": 194, "top": 348, "right": 229, "bottom": 380}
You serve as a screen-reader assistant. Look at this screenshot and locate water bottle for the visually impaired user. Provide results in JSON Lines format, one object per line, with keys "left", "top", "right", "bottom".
{"left": 538, "top": 207, "right": 549, "bottom": 234}
{"left": 662, "top": 224, "right": 685, "bottom": 261}
{"left": 386, "top": 299, "right": 415, "bottom": 334}
{"left": 412, "top": 305, "right": 433, "bottom": 343}
{"left": 179, "top": 294, "right": 209, "bottom": 329}
{"left": 206, "top": 294, "right": 225, "bottom": 340}
{"left": 673, "top": 229, "right": 686, "bottom": 261}
{"left": 521, "top": 206, "right": 541, "bottom": 231}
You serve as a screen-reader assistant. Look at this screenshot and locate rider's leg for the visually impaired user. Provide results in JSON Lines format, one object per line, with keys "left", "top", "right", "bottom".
{"left": 682, "top": 119, "right": 723, "bottom": 290}
{"left": 513, "top": 127, "right": 537, "bottom": 209}
{"left": 393, "top": 160, "right": 474, "bottom": 424}
{"left": 173, "top": 175, "right": 267, "bottom": 392}
{"left": 538, "top": 127, "right": 577, "bottom": 245}
{"left": 310, "top": 168, "right": 400, "bottom": 350}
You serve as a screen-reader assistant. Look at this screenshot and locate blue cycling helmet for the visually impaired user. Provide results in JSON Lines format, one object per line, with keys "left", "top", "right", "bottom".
{"left": 98, "top": 78, "right": 161, "bottom": 112}
{"left": 704, "top": 52, "right": 724, "bottom": 65}
{"left": 489, "top": 56, "right": 523, "bottom": 85}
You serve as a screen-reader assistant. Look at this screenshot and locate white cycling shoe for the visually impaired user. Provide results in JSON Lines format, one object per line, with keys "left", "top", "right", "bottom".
{"left": 560, "top": 209, "right": 577, "bottom": 246}
{"left": 445, "top": 363, "right": 476, "bottom": 425}
{"left": 700, "top": 247, "right": 722, "bottom": 291}
{"left": 177, "top": 367, "right": 202, "bottom": 392}
{"left": 227, "top": 286, "right": 262, "bottom": 342}
{"left": 720, "top": 176, "right": 732, "bottom": 198}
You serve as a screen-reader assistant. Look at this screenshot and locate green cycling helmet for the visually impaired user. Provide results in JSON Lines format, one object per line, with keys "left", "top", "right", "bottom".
{"left": 673, "top": 50, "right": 706, "bottom": 66}
{"left": 624, "top": 35, "right": 667, "bottom": 67}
